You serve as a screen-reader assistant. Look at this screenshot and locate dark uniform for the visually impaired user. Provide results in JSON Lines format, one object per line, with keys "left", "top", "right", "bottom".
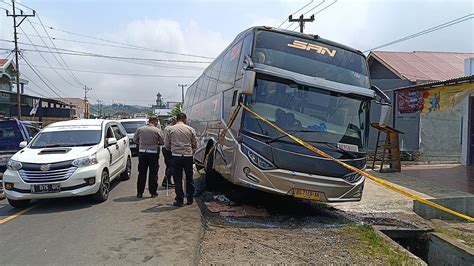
{"left": 133, "top": 123, "right": 164, "bottom": 198}
{"left": 164, "top": 120, "right": 197, "bottom": 206}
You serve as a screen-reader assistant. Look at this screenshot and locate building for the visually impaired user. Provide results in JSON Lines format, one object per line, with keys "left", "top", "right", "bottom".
{"left": 367, "top": 51, "right": 474, "bottom": 154}
{"left": 1, "top": 58, "right": 75, "bottom": 125}
{"left": 54, "top": 98, "right": 87, "bottom": 119}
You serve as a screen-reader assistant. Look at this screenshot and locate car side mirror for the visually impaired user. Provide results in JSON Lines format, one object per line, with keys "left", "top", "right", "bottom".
{"left": 107, "top": 138, "right": 118, "bottom": 146}
{"left": 19, "top": 141, "right": 27, "bottom": 148}
{"left": 371, "top": 85, "right": 392, "bottom": 127}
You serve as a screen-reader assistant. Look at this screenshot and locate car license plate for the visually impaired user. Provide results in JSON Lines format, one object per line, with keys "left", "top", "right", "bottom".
{"left": 293, "top": 189, "right": 323, "bottom": 201}
{"left": 31, "top": 183, "right": 61, "bottom": 194}
{"left": 129, "top": 144, "right": 137, "bottom": 148}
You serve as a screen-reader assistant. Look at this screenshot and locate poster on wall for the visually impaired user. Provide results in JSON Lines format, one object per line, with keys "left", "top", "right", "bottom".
{"left": 397, "top": 89, "right": 424, "bottom": 113}
{"left": 422, "top": 83, "right": 474, "bottom": 113}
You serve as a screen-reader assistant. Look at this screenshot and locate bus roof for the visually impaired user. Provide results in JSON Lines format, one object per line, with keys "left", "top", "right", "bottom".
{"left": 237, "top": 26, "right": 365, "bottom": 57}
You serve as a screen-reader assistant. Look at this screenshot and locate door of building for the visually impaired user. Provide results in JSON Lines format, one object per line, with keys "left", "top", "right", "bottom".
{"left": 470, "top": 97, "right": 474, "bottom": 165}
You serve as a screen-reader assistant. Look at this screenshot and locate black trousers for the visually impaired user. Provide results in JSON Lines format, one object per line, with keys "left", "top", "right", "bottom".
{"left": 137, "top": 151, "right": 159, "bottom": 195}
{"left": 172, "top": 156, "right": 194, "bottom": 203}
{"left": 162, "top": 148, "right": 173, "bottom": 182}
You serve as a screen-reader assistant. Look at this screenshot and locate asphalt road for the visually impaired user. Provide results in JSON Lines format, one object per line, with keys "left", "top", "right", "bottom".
{"left": 0, "top": 157, "right": 203, "bottom": 265}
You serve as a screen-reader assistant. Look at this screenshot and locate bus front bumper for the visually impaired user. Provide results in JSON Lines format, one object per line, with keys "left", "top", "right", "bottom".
{"left": 232, "top": 150, "right": 365, "bottom": 203}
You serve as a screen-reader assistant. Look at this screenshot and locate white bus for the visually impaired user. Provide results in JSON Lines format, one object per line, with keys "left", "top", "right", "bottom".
{"left": 183, "top": 26, "right": 390, "bottom": 202}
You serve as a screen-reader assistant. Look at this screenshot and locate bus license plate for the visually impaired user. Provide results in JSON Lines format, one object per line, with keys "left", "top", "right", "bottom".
{"left": 293, "top": 189, "right": 322, "bottom": 201}
{"left": 31, "top": 183, "right": 61, "bottom": 194}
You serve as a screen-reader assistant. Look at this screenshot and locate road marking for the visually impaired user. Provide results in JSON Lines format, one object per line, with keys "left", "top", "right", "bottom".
{"left": 0, "top": 205, "right": 37, "bottom": 225}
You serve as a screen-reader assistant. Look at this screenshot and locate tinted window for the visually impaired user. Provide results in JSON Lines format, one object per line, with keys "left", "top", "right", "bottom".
{"left": 253, "top": 30, "right": 370, "bottom": 88}
{"left": 0, "top": 126, "right": 17, "bottom": 140}
{"left": 30, "top": 130, "right": 102, "bottom": 148}
{"left": 26, "top": 125, "right": 39, "bottom": 137}
{"left": 112, "top": 125, "right": 125, "bottom": 139}
{"left": 220, "top": 41, "right": 242, "bottom": 85}
{"left": 121, "top": 121, "right": 146, "bottom": 134}
{"left": 237, "top": 33, "right": 254, "bottom": 77}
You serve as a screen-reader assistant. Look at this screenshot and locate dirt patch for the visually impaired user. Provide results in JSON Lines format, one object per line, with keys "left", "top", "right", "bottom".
{"left": 199, "top": 223, "right": 419, "bottom": 264}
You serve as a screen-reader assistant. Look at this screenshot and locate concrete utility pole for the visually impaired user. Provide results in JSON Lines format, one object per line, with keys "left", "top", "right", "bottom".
{"left": 83, "top": 85, "right": 92, "bottom": 118}
{"left": 289, "top": 14, "right": 314, "bottom": 33}
{"left": 6, "top": 0, "right": 35, "bottom": 119}
{"left": 97, "top": 99, "right": 103, "bottom": 118}
{"left": 178, "top": 84, "right": 187, "bottom": 105}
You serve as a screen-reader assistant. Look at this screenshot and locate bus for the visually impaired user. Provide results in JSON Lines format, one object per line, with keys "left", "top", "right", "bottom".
{"left": 182, "top": 26, "right": 390, "bottom": 202}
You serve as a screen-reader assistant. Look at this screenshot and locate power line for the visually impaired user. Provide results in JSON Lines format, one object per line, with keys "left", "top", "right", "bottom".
{"left": 285, "top": 0, "right": 326, "bottom": 30}
{"left": 32, "top": 64, "right": 198, "bottom": 78}
{"left": 290, "top": 0, "right": 337, "bottom": 31}
{"left": 22, "top": 54, "right": 67, "bottom": 99}
{"left": 35, "top": 15, "right": 84, "bottom": 87}
{"left": 363, "top": 13, "right": 474, "bottom": 52}
{"left": 21, "top": 72, "right": 55, "bottom": 98}
{"left": 19, "top": 22, "right": 81, "bottom": 89}
{"left": 28, "top": 21, "right": 215, "bottom": 60}
{"left": 278, "top": 0, "right": 314, "bottom": 28}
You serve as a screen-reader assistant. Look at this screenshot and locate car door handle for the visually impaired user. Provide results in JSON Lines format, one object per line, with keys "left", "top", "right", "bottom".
{"left": 115, "top": 144, "right": 119, "bottom": 150}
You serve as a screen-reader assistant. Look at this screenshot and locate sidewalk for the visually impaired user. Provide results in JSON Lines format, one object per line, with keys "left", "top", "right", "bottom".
{"left": 373, "top": 164, "right": 473, "bottom": 198}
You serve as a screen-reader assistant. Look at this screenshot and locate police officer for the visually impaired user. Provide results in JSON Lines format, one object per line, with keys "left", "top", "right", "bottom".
{"left": 133, "top": 116, "right": 164, "bottom": 198}
{"left": 164, "top": 113, "right": 197, "bottom": 207}
{"left": 161, "top": 117, "right": 176, "bottom": 188}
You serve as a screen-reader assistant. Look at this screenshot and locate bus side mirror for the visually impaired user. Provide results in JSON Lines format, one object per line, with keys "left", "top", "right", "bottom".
{"left": 371, "top": 85, "right": 392, "bottom": 127}
{"left": 242, "top": 69, "right": 256, "bottom": 95}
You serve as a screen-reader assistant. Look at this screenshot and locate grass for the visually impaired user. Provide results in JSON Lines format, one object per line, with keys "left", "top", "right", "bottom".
{"left": 433, "top": 226, "right": 474, "bottom": 248}
{"left": 343, "top": 224, "right": 416, "bottom": 265}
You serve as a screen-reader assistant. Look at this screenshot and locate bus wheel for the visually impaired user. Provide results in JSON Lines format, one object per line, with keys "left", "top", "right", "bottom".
{"left": 204, "top": 150, "right": 219, "bottom": 190}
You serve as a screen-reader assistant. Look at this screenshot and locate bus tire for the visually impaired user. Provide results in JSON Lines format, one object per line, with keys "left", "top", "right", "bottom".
{"left": 204, "top": 150, "right": 219, "bottom": 190}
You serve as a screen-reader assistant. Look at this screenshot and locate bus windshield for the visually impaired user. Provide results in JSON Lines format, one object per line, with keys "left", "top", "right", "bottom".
{"left": 242, "top": 77, "right": 370, "bottom": 150}
{"left": 253, "top": 30, "right": 370, "bottom": 88}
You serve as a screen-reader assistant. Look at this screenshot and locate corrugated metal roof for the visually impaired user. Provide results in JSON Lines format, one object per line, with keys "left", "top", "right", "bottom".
{"left": 369, "top": 51, "right": 474, "bottom": 82}
{"left": 0, "top": 59, "right": 8, "bottom": 68}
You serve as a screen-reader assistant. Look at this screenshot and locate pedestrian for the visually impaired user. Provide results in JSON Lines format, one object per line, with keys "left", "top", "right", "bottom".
{"left": 133, "top": 116, "right": 164, "bottom": 198}
{"left": 161, "top": 117, "right": 176, "bottom": 188}
{"left": 164, "top": 113, "right": 197, "bottom": 207}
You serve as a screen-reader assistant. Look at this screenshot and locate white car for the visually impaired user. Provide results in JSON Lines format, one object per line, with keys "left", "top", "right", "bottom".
{"left": 2, "top": 119, "right": 132, "bottom": 208}
{"left": 119, "top": 118, "right": 153, "bottom": 156}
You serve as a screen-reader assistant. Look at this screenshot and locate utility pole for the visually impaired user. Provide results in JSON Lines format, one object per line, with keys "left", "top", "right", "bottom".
{"left": 83, "top": 85, "right": 92, "bottom": 118}
{"left": 178, "top": 84, "right": 187, "bottom": 105}
{"left": 97, "top": 99, "right": 103, "bottom": 118}
{"left": 289, "top": 14, "right": 314, "bottom": 33}
{"left": 6, "top": 0, "right": 35, "bottom": 119}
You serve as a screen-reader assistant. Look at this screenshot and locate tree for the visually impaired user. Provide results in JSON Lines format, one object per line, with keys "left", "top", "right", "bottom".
{"left": 168, "top": 103, "right": 182, "bottom": 117}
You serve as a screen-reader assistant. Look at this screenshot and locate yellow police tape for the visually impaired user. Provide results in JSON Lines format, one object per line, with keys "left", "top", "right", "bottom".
{"left": 238, "top": 103, "right": 474, "bottom": 222}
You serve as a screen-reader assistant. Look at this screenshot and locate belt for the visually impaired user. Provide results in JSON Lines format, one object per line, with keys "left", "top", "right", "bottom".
{"left": 172, "top": 153, "right": 193, "bottom": 157}
{"left": 139, "top": 149, "right": 159, "bottom": 153}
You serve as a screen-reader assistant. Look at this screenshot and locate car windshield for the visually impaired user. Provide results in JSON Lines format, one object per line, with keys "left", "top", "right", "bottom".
{"left": 253, "top": 30, "right": 370, "bottom": 88}
{"left": 30, "top": 130, "right": 102, "bottom": 148}
{"left": 121, "top": 121, "right": 147, "bottom": 134}
{"left": 242, "top": 77, "right": 370, "bottom": 150}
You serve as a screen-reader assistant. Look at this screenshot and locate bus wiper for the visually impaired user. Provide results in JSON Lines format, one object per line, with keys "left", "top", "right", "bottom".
{"left": 308, "top": 140, "right": 357, "bottom": 159}
{"left": 265, "top": 129, "right": 319, "bottom": 144}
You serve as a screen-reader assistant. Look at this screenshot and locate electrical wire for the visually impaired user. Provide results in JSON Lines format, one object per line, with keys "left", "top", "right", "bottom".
{"left": 22, "top": 54, "right": 67, "bottom": 99}
{"left": 363, "top": 13, "right": 474, "bottom": 52}
{"left": 28, "top": 21, "right": 215, "bottom": 60}
{"left": 35, "top": 15, "right": 84, "bottom": 87}
{"left": 278, "top": 0, "right": 314, "bottom": 28}
{"left": 285, "top": 0, "right": 326, "bottom": 30}
{"left": 32, "top": 64, "right": 198, "bottom": 78}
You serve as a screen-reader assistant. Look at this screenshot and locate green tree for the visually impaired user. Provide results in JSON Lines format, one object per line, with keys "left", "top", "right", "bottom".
{"left": 168, "top": 103, "right": 182, "bottom": 117}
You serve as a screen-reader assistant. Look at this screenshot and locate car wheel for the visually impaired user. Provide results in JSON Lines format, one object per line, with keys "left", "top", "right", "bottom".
{"left": 92, "top": 170, "right": 110, "bottom": 203}
{"left": 8, "top": 198, "right": 31, "bottom": 208}
{"left": 121, "top": 157, "right": 131, "bottom": 181}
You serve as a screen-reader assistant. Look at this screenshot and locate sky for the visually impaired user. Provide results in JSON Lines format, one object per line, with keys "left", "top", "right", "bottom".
{"left": 0, "top": 0, "right": 473, "bottom": 106}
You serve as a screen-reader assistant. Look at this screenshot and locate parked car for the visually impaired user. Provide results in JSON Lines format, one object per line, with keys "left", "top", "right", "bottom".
{"left": 0, "top": 119, "right": 41, "bottom": 200}
{"left": 119, "top": 118, "right": 152, "bottom": 156}
{"left": 2, "top": 119, "right": 132, "bottom": 208}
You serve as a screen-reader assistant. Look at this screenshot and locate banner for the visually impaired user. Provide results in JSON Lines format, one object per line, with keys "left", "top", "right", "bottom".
{"left": 397, "top": 82, "right": 474, "bottom": 113}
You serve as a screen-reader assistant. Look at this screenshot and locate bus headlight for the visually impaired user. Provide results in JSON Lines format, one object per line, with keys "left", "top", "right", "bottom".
{"left": 242, "top": 145, "right": 275, "bottom": 170}
{"left": 6, "top": 160, "right": 22, "bottom": 171}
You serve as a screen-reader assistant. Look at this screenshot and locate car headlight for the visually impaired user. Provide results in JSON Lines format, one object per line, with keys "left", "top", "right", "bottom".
{"left": 7, "top": 159, "right": 23, "bottom": 171}
{"left": 72, "top": 154, "right": 98, "bottom": 167}
{"left": 242, "top": 144, "right": 275, "bottom": 170}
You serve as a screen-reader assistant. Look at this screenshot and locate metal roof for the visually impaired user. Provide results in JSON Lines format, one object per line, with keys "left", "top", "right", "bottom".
{"left": 368, "top": 51, "right": 474, "bottom": 82}
{"left": 395, "top": 75, "right": 474, "bottom": 92}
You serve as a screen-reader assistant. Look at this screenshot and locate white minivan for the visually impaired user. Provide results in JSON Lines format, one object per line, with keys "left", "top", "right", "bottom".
{"left": 2, "top": 119, "right": 132, "bottom": 208}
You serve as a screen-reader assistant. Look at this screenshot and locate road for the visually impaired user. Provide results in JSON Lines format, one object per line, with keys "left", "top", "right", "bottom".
{"left": 0, "top": 157, "right": 203, "bottom": 265}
